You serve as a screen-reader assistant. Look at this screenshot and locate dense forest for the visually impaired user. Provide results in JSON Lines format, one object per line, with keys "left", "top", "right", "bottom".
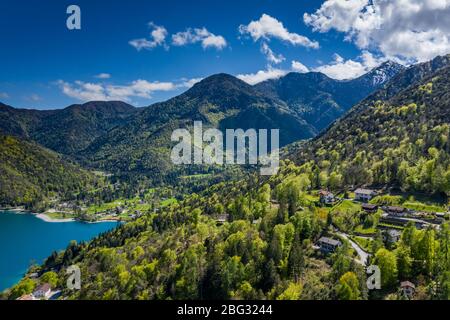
{"left": 0, "top": 62, "right": 405, "bottom": 204}
{"left": 4, "top": 167, "right": 449, "bottom": 300}
{"left": 0, "top": 134, "right": 100, "bottom": 207}
{"left": 291, "top": 61, "right": 450, "bottom": 195}
{"left": 2, "top": 55, "right": 449, "bottom": 301}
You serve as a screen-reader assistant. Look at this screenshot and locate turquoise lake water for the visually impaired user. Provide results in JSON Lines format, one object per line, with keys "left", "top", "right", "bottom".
{"left": 0, "top": 210, "right": 119, "bottom": 292}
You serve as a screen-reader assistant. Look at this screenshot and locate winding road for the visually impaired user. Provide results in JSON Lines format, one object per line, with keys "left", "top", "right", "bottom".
{"left": 337, "top": 232, "right": 371, "bottom": 266}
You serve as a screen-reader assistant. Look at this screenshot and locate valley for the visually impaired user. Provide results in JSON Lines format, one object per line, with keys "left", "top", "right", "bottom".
{"left": 0, "top": 54, "right": 449, "bottom": 301}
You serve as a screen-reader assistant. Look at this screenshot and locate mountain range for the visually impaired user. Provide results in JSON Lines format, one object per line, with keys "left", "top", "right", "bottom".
{"left": 254, "top": 60, "right": 405, "bottom": 131}
{"left": 290, "top": 55, "right": 450, "bottom": 195}
{"left": 1, "top": 56, "right": 449, "bottom": 205}
{"left": 9, "top": 54, "right": 449, "bottom": 301}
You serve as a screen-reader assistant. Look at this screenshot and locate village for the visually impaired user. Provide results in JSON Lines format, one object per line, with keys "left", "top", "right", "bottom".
{"left": 313, "top": 187, "right": 447, "bottom": 299}
{"left": 13, "top": 186, "right": 449, "bottom": 300}
{"left": 214, "top": 186, "right": 449, "bottom": 299}
{"left": 27, "top": 187, "right": 179, "bottom": 223}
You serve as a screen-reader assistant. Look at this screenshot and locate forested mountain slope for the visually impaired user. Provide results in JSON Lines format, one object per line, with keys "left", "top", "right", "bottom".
{"left": 254, "top": 61, "right": 404, "bottom": 131}
{"left": 0, "top": 135, "right": 98, "bottom": 207}
{"left": 79, "top": 74, "right": 317, "bottom": 183}
{"left": 3, "top": 57, "right": 449, "bottom": 302}
{"left": 0, "top": 63, "right": 406, "bottom": 190}
{"left": 291, "top": 56, "right": 450, "bottom": 195}
{"left": 0, "top": 101, "right": 138, "bottom": 154}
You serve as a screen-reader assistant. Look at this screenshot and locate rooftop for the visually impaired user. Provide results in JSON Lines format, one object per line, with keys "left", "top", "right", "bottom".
{"left": 319, "top": 190, "right": 333, "bottom": 196}
{"left": 34, "top": 283, "right": 51, "bottom": 292}
{"left": 387, "top": 206, "right": 406, "bottom": 212}
{"left": 216, "top": 214, "right": 229, "bottom": 222}
{"left": 362, "top": 204, "right": 378, "bottom": 210}
{"left": 387, "top": 229, "right": 402, "bottom": 237}
{"left": 354, "top": 188, "right": 376, "bottom": 195}
{"left": 400, "top": 281, "right": 415, "bottom": 289}
{"left": 318, "top": 237, "right": 341, "bottom": 247}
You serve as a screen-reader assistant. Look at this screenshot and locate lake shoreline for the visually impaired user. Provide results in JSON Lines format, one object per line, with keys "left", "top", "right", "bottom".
{"left": 35, "top": 213, "right": 75, "bottom": 223}
{"left": 0, "top": 212, "right": 120, "bottom": 292}
{"left": 0, "top": 209, "right": 121, "bottom": 224}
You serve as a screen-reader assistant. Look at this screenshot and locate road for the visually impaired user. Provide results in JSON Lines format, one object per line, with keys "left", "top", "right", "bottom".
{"left": 337, "top": 232, "right": 370, "bottom": 266}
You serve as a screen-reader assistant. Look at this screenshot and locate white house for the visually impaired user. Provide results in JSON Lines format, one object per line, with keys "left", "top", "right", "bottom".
{"left": 400, "top": 281, "right": 416, "bottom": 299}
{"left": 319, "top": 190, "right": 335, "bottom": 204}
{"left": 33, "top": 283, "right": 52, "bottom": 299}
{"left": 354, "top": 188, "right": 377, "bottom": 202}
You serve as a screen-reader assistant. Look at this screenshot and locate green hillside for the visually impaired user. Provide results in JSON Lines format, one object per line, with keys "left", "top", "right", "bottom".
{"left": 0, "top": 135, "right": 98, "bottom": 207}
{"left": 0, "top": 101, "right": 137, "bottom": 154}
{"left": 78, "top": 74, "right": 317, "bottom": 184}
{"left": 290, "top": 57, "right": 450, "bottom": 195}
{"left": 6, "top": 56, "right": 449, "bottom": 301}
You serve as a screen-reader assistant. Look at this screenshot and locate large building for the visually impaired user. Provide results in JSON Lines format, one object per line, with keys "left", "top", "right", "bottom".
{"left": 317, "top": 237, "right": 342, "bottom": 254}
{"left": 354, "top": 188, "right": 377, "bottom": 202}
{"left": 319, "top": 190, "right": 335, "bottom": 204}
{"left": 33, "top": 283, "right": 52, "bottom": 299}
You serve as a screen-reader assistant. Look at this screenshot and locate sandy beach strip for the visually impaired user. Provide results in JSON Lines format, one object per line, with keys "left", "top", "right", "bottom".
{"left": 2, "top": 208, "right": 121, "bottom": 224}
{"left": 34, "top": 213, "right": 76, "bottom": 223}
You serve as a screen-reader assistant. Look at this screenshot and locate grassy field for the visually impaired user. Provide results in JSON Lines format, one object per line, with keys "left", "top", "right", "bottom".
{"left": 350, "top": 236, "right": 374, "bottom": 253}
{"left": 180, "top": 174, "right": 213, "bottom": 180}
{"left": 354, "top": 225, "right": 377, "bottom": 235}
{"left": 304, "top": 193, "right": 320, "bottom": 202}
{"left": 402, "top": 201, "right": 446, "bottom": 213}
{"left": 45, "top": 212, "right": 76, "bottom": 219}
{"left": 86, "top": 197, "right": 152, "bottom": 215}
{"left": 370, "top": 195, "right": 403, "bottom": 205}
{"left": 371, "top": 192, "right": 447, "bottom": 213}
{"left": 329, "top": 200, "right": 362, "bottom": 233}
{"left": 332, "top": 200, "right": 361, "bottom": 213}
{"left": 378, "top": 223, "right": 404, "bottom": 230}
{"left": 86, "top": 199, "right": 125, "bottom": 214}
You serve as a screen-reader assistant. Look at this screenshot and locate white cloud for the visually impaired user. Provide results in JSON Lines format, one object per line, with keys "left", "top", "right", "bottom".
{"left": 58, "top": 79, "right": 177, "bottom": 102}
{"left": 94, "top": 73, "right": 111, "bottom": 79}
{"left": 304, "top": 0, "right": 450, "bottom": 63}
{"left": 201, "top": 34, "right": 227, "bottom": 50}
{"left": 261, "top": 42, "right": 285, "bottom": 64}
{"left": 314, "top": 51, "right": 385, "bottom": 80}
{"left": 239, "top": 14, "right": 319, "bottom": 49}
{"left": 129, "top": 22, "right": 168, "bottom": 51}
{"left": 179, "top": 77, "right": 204, "bottom": 88}
{"left": 237, "top": 68, "right": 288, "bottom": 85}
{"left": 291, "top": 60, "right": 309, "bottom": 73}
{"left": 236, "top": 58, "right": 314, "bottom": 85}
{"left": 58, "top": 81, "right": 108, "bottom": 101}
{"left": 0, "top": 92, "right": 9, "bottom": 99}
{"left": 304, "top": 0, "right": 370, "bottom": 33}
{"left": 172, "top": 27, "right": 227, "bottom": 50}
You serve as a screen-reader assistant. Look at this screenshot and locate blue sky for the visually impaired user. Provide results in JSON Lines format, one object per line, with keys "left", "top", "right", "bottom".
{"left": 0, "top": 0, "right": 448, "bottom": 109}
